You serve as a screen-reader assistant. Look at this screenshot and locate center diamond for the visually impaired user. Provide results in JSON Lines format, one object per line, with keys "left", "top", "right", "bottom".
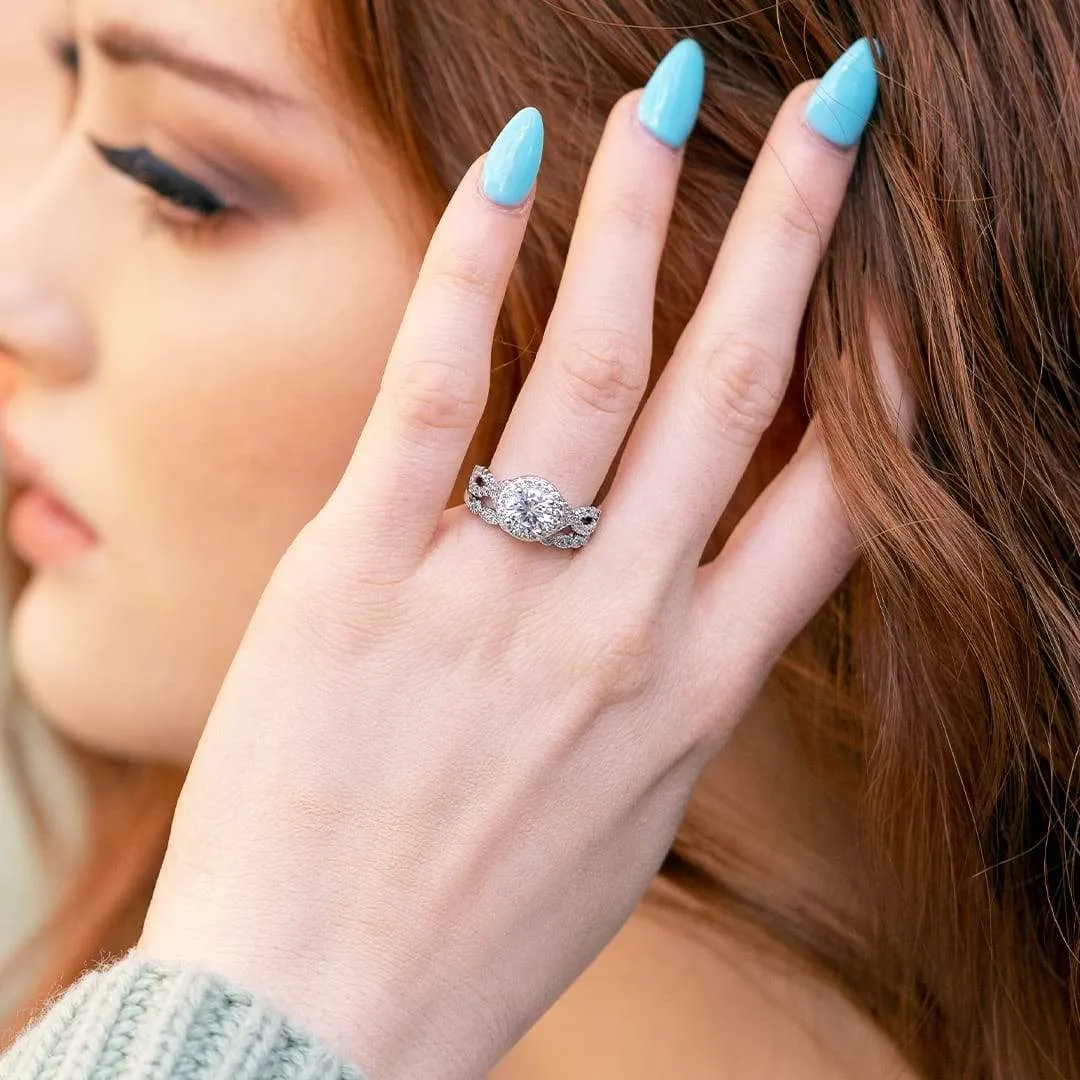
{"left": 495, "top": 477, "right": 567, "bottom": 541}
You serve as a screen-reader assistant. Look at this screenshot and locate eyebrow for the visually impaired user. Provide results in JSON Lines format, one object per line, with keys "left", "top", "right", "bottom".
{"left": 92, "top": 21, "right": 303, "bottom": 113}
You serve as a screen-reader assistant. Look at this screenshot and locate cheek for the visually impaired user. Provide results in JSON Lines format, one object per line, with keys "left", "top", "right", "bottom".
{"left": 112, "top": 217, "right": 421, "bottom": 600}
{"left": 59, "top": 212, "right": 424, "bottom": 757}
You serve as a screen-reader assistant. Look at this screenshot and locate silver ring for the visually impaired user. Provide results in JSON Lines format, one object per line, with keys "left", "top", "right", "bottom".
{"left": 466, "top": 465, "right": 601, "bottom": 549}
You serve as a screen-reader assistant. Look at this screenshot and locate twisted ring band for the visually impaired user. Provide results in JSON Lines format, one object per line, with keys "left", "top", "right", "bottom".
{"left": 465, "top": 465, "right": 601, "bottom": 549}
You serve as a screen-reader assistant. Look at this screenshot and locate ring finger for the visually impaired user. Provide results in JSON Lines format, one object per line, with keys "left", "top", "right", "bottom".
{"left": 487, "top": 39, "right": 706, "bottom": 511}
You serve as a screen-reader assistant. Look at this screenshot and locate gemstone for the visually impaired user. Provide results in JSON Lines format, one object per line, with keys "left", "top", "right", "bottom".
{"left": 495, "top": 476, "right": 567, "bottom": 541}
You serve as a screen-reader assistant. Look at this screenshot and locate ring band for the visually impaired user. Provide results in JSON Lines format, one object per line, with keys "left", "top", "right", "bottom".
{"left": 466, "top": 465, "right": 601, "bottom": 549}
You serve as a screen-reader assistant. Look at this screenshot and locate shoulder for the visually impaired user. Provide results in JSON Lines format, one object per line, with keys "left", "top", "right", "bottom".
{"left": 489, "top": 903, "right": 920, "bottom": 1080}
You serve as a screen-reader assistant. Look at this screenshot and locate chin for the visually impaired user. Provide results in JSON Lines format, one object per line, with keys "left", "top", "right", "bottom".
{"left": 7, "top": 565, "right": 205, "bottom": 766}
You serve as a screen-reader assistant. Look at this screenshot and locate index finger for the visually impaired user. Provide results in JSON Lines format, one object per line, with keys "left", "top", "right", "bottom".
{"left": 603, "top": 38, "right": 882, "bottom": 570}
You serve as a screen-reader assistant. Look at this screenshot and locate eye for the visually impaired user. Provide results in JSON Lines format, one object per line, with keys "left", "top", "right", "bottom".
{"left": 45, "top": 35, "right": 80, "bottom": 124}
{"left": 89, "top": 138, "right": 228, "bottom": 219}
{"left": 51, "top": 37, "right": 80, "bottom": 77}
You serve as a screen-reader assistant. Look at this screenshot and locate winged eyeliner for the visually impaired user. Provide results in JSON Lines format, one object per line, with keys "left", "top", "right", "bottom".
{"left": 90, "top": 139, "right": 226, "bottom": 216}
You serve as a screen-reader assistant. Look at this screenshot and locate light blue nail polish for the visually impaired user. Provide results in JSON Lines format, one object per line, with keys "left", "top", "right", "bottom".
{"left": 804, "top": 37, "right": 881, "bottom": 148}
{"left": 481, "top": 107, "right": 544, "bottom": 207}
{"left": 637, "top": 38, "right": 706, "bottom": 150}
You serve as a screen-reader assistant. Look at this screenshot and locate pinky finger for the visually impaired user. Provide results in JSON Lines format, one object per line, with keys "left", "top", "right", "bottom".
{"left": 687, "top": 309, "right": 917, "bottom": 722}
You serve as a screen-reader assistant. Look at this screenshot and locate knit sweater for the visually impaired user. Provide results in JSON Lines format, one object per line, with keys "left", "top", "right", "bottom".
{"left": 0, "top": 951, "right": 367, "bottom": 1079}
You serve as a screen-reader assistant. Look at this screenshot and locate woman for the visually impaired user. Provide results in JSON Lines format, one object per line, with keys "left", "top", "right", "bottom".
{"left": 0, "top": 21, "right": 898, "bottom": 1075}
{"left": 0, "top": 1, "right": 1074, "bottom": 1077}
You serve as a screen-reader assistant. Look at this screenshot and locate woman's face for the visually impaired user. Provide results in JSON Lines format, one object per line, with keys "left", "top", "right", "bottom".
{"left": 0, "top": 0, "right": 433, "bottom": 762}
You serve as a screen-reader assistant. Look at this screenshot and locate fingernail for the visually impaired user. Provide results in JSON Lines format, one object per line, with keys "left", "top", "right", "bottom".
{"left": 637, "top": 38, "right": 706, "bottom": 150}
{"left": 481, "top": 107, "right": 544, "bottom": 207}
{"left": 804, "top": 37, "right": 882, "bottom": 148}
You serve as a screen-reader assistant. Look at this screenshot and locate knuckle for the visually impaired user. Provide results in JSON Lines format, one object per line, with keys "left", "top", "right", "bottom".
{"left": 600, "top": 185, "right": 670, "bottom": 235}
{"left": 391, "top": 357, "right": 485, "bottom": 436}
{"left": 562, "top": 326, "right": 648, "bottom": 417}
{"left": 586, "top": 613, "right": 661, "bottom": 698}
{"left": 428, "top": 244, "right": 501, "bottom": 304}
{"left": 769, "top": 190, "right": 825, "bottom": 251}
{"left": 696, "top": 333, "right": 787, "bottom": 441}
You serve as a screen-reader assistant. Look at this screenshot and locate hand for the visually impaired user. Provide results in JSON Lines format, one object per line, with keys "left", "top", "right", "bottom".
{"left": 136, "top": 72, "right": 911, "bottom": 1080}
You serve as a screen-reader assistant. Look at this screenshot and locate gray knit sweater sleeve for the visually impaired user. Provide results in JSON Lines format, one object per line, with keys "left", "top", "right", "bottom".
{"left": 0, "top": 950, "right": 367, "bottom": 1079}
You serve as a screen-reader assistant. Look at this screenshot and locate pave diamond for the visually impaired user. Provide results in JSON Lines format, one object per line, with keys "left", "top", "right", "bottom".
{"left": 495, "top": 476, "right": 568, "bottom": 541}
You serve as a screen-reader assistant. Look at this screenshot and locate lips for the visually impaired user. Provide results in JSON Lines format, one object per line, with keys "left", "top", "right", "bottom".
{"left": 0, "top": 404, "right": 98, "bottom": 541}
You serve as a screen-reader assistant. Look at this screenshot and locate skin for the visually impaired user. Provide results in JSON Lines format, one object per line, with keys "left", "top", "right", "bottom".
{"left": 0, "top": 0, "right": 76, "bottom": 204}
{"left": 0, "top": 0, "right": 917, "bottom": 1076}
{"left": 0, "top": 0, "right": 431, "bottom": 761}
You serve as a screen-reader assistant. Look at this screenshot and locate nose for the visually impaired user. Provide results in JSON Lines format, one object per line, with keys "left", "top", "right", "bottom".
{"left": 0, "top": 130, "right": 94, "bottom": 385}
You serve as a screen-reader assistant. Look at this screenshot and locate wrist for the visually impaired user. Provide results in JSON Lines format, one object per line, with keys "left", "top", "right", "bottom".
{"left": 135, "top": 889, "right": 493, "bottom": 1080}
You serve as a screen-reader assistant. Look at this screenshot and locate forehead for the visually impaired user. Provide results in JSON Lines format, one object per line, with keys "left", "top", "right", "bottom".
{"left": 77, "top": 0, "right": 327, "bottom": 106}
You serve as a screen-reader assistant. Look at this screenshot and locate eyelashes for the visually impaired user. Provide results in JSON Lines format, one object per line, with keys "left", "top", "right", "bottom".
{"left": 54, "top": 40, "right": 239, "bottom": 244}
{"left": 46, "top": 35, "right": 79, "bottom": 124}
{"left": 53, "top": 38, "right": 79, "bottom": 75}
{"left": 57, "top": 41, "right": 223, "bottom": 222}
{"left": 89, "top": 139, "right": 228, "bottom": 218}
